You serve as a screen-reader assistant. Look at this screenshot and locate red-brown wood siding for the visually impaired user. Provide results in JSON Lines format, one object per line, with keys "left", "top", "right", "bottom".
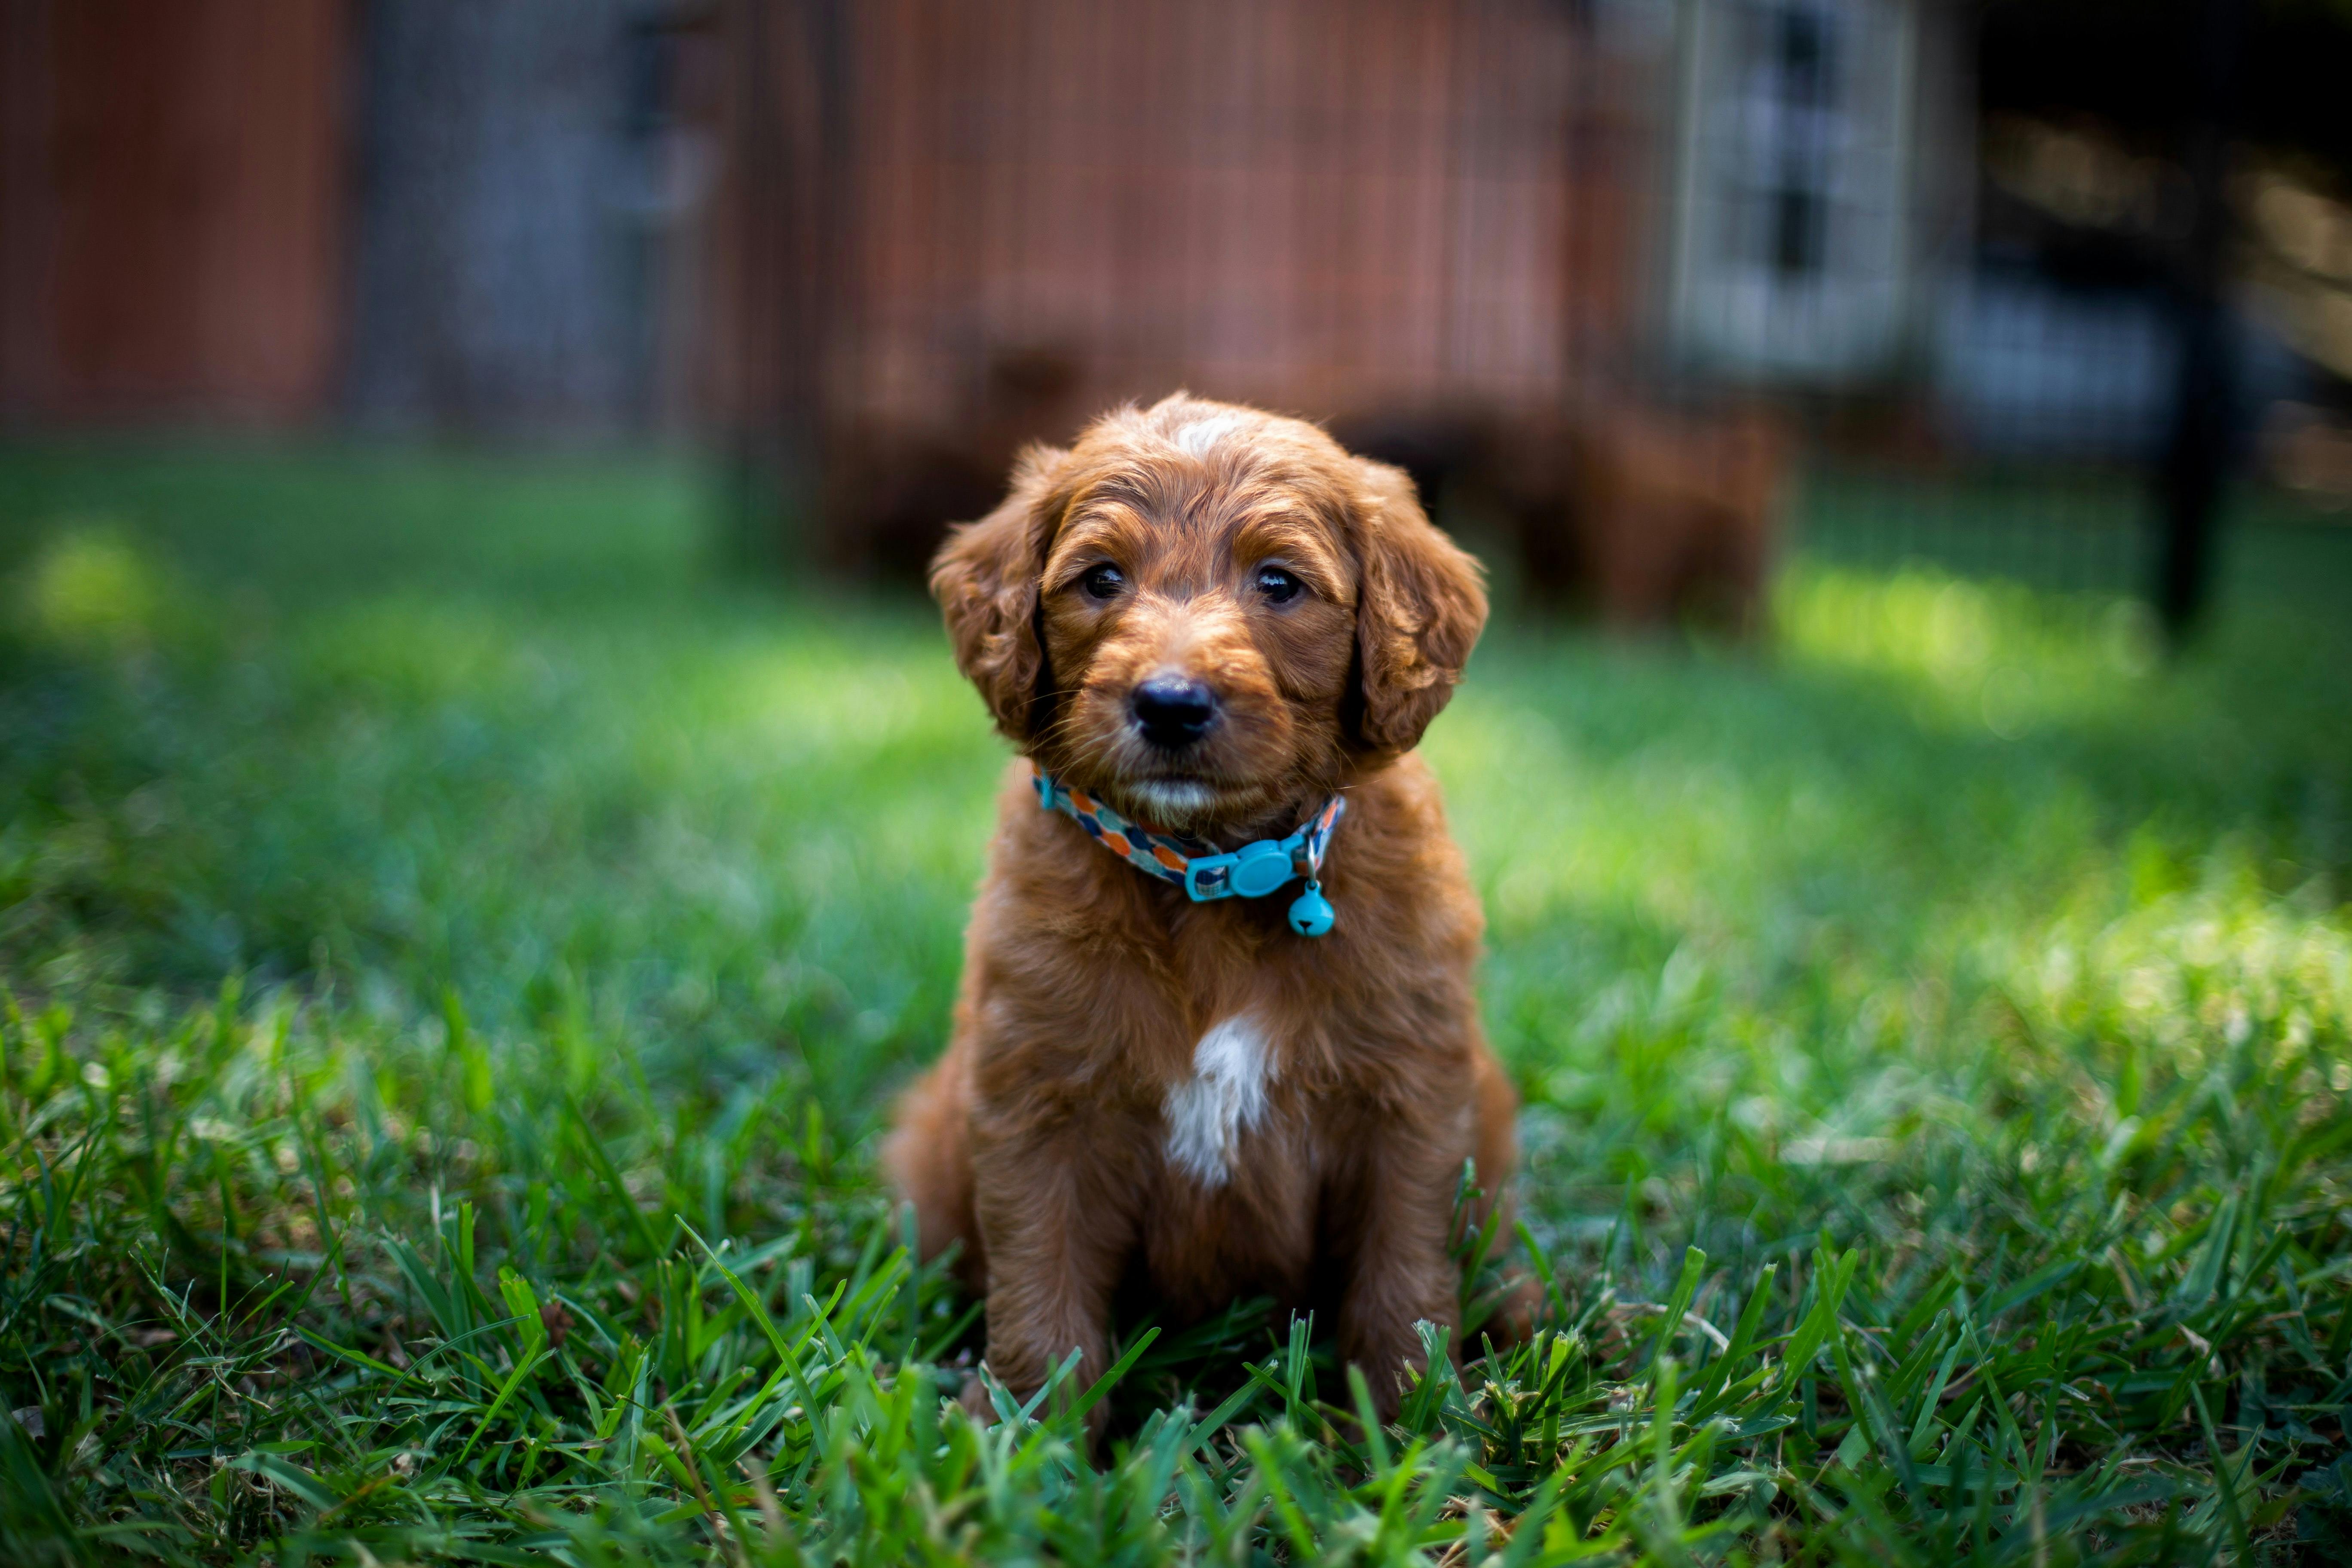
{"left": 0, "top": 0, "right": 349, "bottom": 426}
{"left": 701, "top": 0, "right": 1636, "bottom": 439}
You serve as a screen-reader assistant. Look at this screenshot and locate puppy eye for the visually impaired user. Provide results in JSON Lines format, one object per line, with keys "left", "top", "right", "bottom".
{"left": 1081, "top": 563, "right": 1125, "bottom": 600}
{"left": 1254, "top": 566, "right": 1302, "bottom": 604}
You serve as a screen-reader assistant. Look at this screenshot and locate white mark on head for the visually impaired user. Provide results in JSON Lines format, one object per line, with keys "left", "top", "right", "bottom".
{"left": 1164, "top": 1014, "right": 1273, "bottom": 1188}
{"left": 1172, "top": 413, "right": 1243, "bottom": 458}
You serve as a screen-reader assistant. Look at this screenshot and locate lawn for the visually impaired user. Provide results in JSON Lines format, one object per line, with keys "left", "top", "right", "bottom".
{"left": 1, "top": 442, "right": 2349, "bottom": 1565}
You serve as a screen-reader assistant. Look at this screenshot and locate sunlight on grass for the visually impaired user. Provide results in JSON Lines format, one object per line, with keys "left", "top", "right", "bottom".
{"left": 1776, "top": 564, "right": 2162, "bottom": 733}
{"left": 12, "top": 522, "right": 175, "bottom": 656}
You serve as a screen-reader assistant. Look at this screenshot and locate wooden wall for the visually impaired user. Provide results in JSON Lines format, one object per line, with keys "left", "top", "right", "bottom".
{"left": 705, "top": 0, "right": 1642, "bottom": 448}
{"left": 0, "top": 0, "right": 1648, "bottom": 445}
{"left": 0, "top": 0, "right": 349, "bottom": 427}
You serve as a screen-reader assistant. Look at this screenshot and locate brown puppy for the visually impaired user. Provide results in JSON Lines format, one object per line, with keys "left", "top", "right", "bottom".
{"left": 884, "top": 394, "right": 1514, "bottom": 1430}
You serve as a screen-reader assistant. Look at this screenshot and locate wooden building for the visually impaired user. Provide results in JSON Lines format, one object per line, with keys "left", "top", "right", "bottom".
{"left": 1, "top": 0, "right": 1958, "bottom": 451}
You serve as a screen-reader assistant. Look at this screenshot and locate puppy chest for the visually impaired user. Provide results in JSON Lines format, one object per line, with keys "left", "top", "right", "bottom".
{"left": 1160, "top": 1012, "right": 1291, "bottom": 1188}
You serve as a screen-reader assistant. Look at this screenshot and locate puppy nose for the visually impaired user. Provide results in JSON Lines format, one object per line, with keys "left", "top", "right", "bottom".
{"left": 1131, "top": 677, "right": 1218, "bottom": 749}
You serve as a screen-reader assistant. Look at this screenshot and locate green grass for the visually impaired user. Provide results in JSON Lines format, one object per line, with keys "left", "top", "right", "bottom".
{"left": 2, "top": 442, "right": 2350, "bottom": 1565}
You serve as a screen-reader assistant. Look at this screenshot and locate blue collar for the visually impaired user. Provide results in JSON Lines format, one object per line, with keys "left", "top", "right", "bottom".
{"left": 1032, "top": 766, "right": 1344, "bottom": 936}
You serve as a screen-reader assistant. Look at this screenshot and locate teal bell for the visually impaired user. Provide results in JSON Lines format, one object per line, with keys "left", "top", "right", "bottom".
{"left": 1286, "top": 881, "right": 1335, "bottom": 937}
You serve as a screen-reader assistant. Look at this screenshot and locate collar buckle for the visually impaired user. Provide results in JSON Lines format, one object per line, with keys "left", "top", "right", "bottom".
{"left": 1182, "top": 838, "right": 1298, "bottom": 902}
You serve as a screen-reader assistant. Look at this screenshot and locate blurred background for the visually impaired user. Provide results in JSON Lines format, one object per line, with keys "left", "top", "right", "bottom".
{"left": 5, "top": 0, "right": 2352, "bottom": 630}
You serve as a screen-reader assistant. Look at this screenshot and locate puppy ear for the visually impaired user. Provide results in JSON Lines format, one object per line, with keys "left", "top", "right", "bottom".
{"left": 930, "top": 443, "right": 1069, "bottom": 741}
{"left": 1347, "top": 459, "right": 1488, "bottom": 756}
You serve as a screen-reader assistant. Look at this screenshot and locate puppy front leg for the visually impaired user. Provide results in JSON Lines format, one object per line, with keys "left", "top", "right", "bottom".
{"left": 1337, "top": 1131, "right": 1462, "bottom": 1420}
{"left": 968, "top": 1127, "right": 1134, "bottom": 1437}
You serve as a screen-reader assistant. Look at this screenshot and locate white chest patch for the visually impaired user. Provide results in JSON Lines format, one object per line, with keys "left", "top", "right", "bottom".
{"left": 1163, "top": 1014, "right": 1273, "bottom": 1188}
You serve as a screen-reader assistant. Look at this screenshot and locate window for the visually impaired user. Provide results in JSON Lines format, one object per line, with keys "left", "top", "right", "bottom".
{"left": 1669, "top": 0, "right": 1917, "bottom": 381}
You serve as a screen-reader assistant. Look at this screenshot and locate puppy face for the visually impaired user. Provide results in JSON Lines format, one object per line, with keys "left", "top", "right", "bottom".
{"left": 1032, "top": 417, "right": 1363, "bottom": 827}
{"left": 932, "top": 395, "right": 1487, "bottom": 832}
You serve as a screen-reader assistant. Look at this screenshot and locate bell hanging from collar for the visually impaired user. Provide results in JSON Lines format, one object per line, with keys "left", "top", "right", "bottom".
{"left": 1286, "top": 880, "right": 1335, "bottom": 938}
